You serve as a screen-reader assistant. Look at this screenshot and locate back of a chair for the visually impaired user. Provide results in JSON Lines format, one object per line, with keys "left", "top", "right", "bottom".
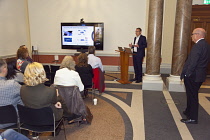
{"left": 43, "top": 65, "right": 51, "bottom": 86}
{"left": 56, "top": 86, "right": 87, "bottom": 117}
{"left": 0, "top": 105, "right": 17, "bottom": 124}
{"left": 17, "top": 105, "right": 54, "bottom": 126}
{"left": 92, "top": 68, "right": 105, "bottom": 93}
{"left": 50, "top": 65, "right": 60, "bottom": 84}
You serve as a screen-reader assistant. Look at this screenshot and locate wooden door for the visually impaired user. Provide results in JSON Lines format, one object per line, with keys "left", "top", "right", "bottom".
{"left": 189, "top": 5, "right": 210, "bottom": 74}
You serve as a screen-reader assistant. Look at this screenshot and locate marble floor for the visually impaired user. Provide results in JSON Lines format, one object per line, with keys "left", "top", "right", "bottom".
{"left": 100, "top": 77, "right": 210, "bottom": 140}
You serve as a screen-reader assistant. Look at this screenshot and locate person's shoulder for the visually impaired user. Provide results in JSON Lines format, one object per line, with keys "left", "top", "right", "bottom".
{"left": 46, "top": 85, "right": 56, "bottom": 91}
{"left": 95, "top": 55, "right": 101, "bottom": 60}
{"left": 5, "top": 79, "right": 20, "bottom": 86}
{"left": 141, "top": 35, "right": 146, "bottom": 39}
{"left": 72, "top": 70, "right": 79, "bottom": 75}
{"left": 196, "top": 39, "right": 208, "bottom": 47}
{"left": 55, "top": 68, "right": 65, "bottom": 73}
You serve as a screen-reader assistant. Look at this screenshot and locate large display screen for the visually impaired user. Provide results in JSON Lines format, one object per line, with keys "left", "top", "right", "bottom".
{"left": 61, "top": 23, "right": 104, "bottom": 50}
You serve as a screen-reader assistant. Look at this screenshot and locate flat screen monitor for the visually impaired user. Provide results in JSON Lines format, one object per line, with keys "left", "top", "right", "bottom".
{"left": 61, "top": 23, "right": 104, "bottom": 50}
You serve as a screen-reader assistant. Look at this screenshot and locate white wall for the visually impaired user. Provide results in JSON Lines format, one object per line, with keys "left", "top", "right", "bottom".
{"left": 193, "top": 0, "right": 204, "bottom": 5}
{"left": 0, "top": 0, "right": 29, "bottom": 57}
{"left": 27, "top": 0, "right": 147, "bottom": 55}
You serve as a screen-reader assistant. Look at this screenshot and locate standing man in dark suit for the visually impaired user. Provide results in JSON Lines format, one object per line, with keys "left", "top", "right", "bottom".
{"left": 180, "top": 28, "right": 210, "bottom": 124}
{"left": 129, "top": 28, "right": 147, "bottom": 83}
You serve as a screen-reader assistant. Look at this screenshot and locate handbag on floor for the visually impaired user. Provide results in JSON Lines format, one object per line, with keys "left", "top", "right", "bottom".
{"left": 85, "top": 106, "right": 93, "bottom": 124}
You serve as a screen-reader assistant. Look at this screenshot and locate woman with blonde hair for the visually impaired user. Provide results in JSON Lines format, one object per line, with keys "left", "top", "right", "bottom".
{"left": 20, "top": 62, "right": 63, "bottom": 121}
{"left": 54, "top": 56, "right": 84, "bottom": 92}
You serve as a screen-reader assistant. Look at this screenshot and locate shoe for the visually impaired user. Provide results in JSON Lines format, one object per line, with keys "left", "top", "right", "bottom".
{"left": 135, "top": 80, "right": 142, "bottom": 83}
{"left": 32, "top": 136, "right": 39, "bottom": 140}
{"left": 32, "top": 132, "right": 39, "bottom": 140}
{"left": 130, "top": 78, "right": 136, "bottom": 82}
{"left": 68, "top": 115, "right": 82, "bottom": 124}
{"left": 180, "top": 119, "right": 198, "bottom": 124}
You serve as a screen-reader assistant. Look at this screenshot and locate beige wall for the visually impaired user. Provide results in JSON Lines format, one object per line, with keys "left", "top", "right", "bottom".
{"left": 161, "top": 0, "right": 177, "bottom": 64}
{"left": 0, "top": 0, "right": 202, "bottom": 70}
{"left": 0, "top": 0, "right": 30, "bottom": 57}
{"left": 27, "top": 0, "right": 147, "bottom": 55}
{"left": 193, "top": 0, "right": 204, "bottom": 5}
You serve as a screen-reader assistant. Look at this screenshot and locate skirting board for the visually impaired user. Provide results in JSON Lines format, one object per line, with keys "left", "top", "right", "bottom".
{"left": 104, "top": 63, "right": 171, "bottom": 74}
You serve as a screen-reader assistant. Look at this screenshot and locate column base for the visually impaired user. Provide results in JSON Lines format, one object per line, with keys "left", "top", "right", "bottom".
{"left": 142, "top": 74, "right": 163, "bottom": 91}
{"left": 166, "top": 75, "right": 185, "bottom": 92}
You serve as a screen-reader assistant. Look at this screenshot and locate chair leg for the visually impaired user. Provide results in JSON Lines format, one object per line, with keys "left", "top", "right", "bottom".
{"left": 62, "top": 119, "right": 67, "bottom": 140}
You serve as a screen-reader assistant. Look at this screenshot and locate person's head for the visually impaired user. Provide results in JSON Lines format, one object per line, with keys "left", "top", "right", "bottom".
{"left": 24, "top": 62, "right": 48, "bottom": 86}
{"left": 60, "top": 56, "right": 75, "bottom": 70}
{"left": 135, "top": 28, "right": 142, "bottom": 36}
{"left": 191, "top": 28, "right": 206, "bottom": 43}
{"left": 77, "top": 53, "right": 88, "bottom": 67}
{"left": 17, "top": 47, "right": 29, "bottom": 59}
{"left": 6, "top": 58, "right": 17, "bottom": 79}
{"left": 19, "top": 45, "right": 26, "bottom": 49}
{"left": 0, "top": 59, "right": 8, "bottom": 77}
{"left": 88, "top": 46, "right": 96, "bottom": 55}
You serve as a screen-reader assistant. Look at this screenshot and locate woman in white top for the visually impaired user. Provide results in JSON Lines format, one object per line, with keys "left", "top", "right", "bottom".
{"left": 88, "top": 46, "right": 104, "bottom": 72}
{"left": 54, "top": 56, "right": 84, "bottom": 92}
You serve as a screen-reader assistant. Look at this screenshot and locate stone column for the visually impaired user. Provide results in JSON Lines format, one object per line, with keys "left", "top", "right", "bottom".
{"left": 146, "top": 0, "right": 164, "bottom": 75}
{"left": 166, "top": 0, "right": 193, "bottom": 92}
{"left": 142, "top": 0, "right": 164, "bottom": 91}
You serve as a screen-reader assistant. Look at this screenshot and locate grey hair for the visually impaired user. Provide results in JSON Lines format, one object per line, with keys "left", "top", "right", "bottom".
{"left": 0, "top": 59, "right": 6, "bottom": 73}
{"left": 60, "top": 56, "right": 75, "bottom": 70}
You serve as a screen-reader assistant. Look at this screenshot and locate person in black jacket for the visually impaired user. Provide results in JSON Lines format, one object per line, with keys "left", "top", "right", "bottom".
{"left": 75, "top": 53, "right": 94, "bottom": 97}
{"left": 180, "top": 28, "right": 210, "bottom": 124}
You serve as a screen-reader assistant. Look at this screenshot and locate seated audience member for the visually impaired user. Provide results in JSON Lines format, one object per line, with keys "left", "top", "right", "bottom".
{"left": 19, "top": 45, "right": 33, "bottom": 63}
{"left": 88, "top": 46, "right": 105, "bottom": 94}
{"left": 0, "top": 129, "right": 29, "bottom": 140}
{"left": 16, "top": 47, "right": 30, "bottom": 73}
{"left": 0, "top": 59, "right": 23, "bottom": 129}
{"left": 6, "top": 58, "right": 24, "bottom": 84}
{"left": 75, "top": 53, "right": 94, "bottom": 97}
{"left": 20, "top": 62, "right": 63, "bottom": 121}
{"left": 54, "top": 56, "right": 84, "bottom": 92}
{"left": 88, "top": 46, "right": 104, "bottom": 72}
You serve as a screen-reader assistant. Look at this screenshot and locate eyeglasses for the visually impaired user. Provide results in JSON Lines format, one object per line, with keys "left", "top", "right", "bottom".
{"left": 191, "top": 33, "right": 199, "bottom": 35}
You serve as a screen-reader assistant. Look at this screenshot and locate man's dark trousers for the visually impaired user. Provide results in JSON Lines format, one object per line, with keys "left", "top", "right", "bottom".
{"left": 133, "top": 54, "right": 143, "bottom": 81}
{"left": 184, "top": 76, "right": 202, "bottom": 121}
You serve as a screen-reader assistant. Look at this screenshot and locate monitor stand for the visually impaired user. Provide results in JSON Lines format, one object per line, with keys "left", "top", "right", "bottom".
{"left": 77, "top": 48, "right": 88, "bottom": 53}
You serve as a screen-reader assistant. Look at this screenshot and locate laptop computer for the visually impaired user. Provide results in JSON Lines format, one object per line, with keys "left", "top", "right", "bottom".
{"left": 118, "top": 47, "right": 124, "bottom": 51}
{"left": 124, "top": 47, "right": 132, "bottom": 53}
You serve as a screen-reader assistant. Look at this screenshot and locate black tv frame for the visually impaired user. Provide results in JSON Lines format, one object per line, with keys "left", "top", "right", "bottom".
{"left": 61, "top": 22, "right": 104, "bottom": 51}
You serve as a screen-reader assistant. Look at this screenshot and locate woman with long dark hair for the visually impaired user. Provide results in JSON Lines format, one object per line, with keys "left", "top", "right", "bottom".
{"left": 6, "top": 58, "right": 24, "bottom": 84}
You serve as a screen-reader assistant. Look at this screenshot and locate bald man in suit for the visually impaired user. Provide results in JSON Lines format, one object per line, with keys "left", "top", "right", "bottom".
{"left": 180, "top": 28, "right": 210, "bottom": 124}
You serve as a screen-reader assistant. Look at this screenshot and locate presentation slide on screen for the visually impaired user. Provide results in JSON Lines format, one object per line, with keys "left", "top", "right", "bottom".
{"left": 62, "top": 26, "right": 94, "bottom": 46}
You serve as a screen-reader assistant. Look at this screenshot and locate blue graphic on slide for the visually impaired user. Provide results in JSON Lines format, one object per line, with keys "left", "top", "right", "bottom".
{"left": 64, "top": 38, "right": 72, "bottom": 42}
